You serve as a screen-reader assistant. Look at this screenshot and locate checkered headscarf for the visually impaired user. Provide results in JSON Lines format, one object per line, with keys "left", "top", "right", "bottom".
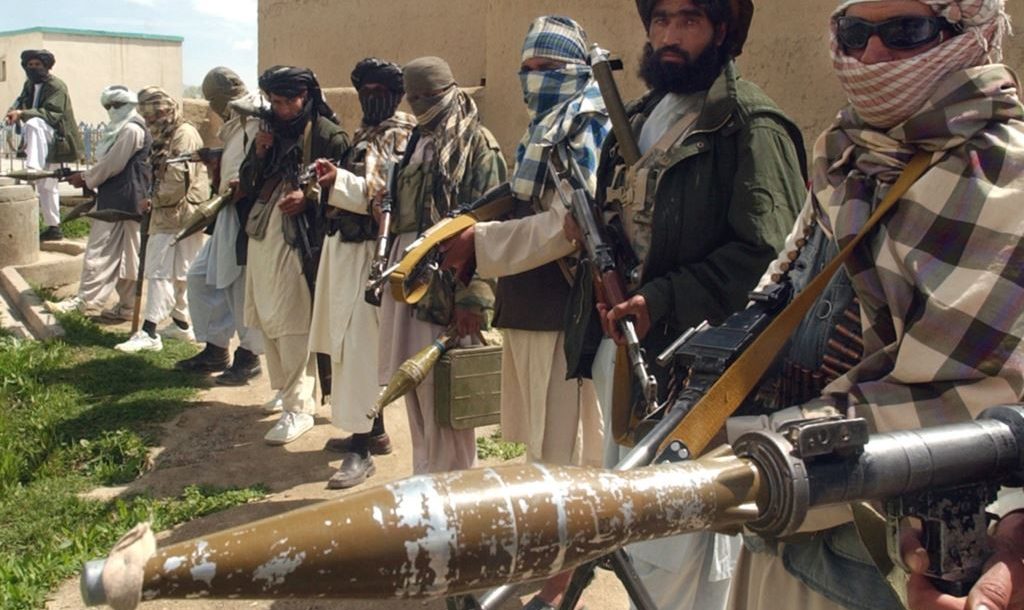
{"left": 513, "top": 16, "right": 610, "bottom": 200}
{"left": 138, "top": 86, "right": 183, "bottom": 180}
{"left": 832, "top": 0, "right": 1013, "bottom": 128}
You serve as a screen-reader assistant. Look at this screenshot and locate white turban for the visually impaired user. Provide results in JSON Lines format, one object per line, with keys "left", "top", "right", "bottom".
{"left": 100, "top": 85, "right": 138, "bottom": 107}
{"left": 97, "top": 85, "right": 141, "bottom": 156}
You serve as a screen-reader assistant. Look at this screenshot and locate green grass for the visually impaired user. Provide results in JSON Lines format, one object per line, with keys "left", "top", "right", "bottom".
{"left": 0, "top": 314, "right": 266, "bottom": 610}
{"left": 476, "top": 428, "right": 526, "bottom": 461}
{"left": 37, "top": 205, "right": 91, "bottom": 239}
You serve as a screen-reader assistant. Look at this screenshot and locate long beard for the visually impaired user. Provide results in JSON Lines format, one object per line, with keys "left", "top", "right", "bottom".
{"left": 639, "top": 42, "right": 725, "bottom": 95}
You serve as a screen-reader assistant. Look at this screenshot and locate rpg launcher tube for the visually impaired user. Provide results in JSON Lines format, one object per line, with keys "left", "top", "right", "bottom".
{"left": 82, "top": 449, "right": 760, "bottom": 604}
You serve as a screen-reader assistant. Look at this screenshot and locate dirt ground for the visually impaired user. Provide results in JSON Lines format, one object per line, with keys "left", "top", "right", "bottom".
{"left": 44, "top": 337, "right": 628, "bottom": 610}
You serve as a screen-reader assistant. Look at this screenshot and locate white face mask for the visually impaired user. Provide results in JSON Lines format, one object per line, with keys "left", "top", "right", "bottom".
{"left": 106, "top": 104, "right": 135, "bottom": 124}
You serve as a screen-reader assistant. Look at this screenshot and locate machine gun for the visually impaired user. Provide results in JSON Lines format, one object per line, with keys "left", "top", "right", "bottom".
{"left": 364, "top": 162, "right": 397, "bottom": 306}
{"left": 80, "top": 406, "right": 1024, "bottom": 608}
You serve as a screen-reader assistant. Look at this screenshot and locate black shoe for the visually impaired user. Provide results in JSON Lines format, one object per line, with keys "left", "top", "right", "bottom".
{"left": 326, "top": 453, "right": 376, "bottom": 489}
{"left": 39, "top": 226, "right": 63, "bottom": 241}
{"left": 214, "top": 347, "right": 262, "bottom": 386}
{"left": 323, "top": 433, "right": 393, "bottom": 456}
{"left": 175, "top": 344, "right": 230, "bottom": 373}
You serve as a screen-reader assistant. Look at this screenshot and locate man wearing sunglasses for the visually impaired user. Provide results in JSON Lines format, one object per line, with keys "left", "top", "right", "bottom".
{"left": 726, "top": 1, "right": 1024, "bottom": 610}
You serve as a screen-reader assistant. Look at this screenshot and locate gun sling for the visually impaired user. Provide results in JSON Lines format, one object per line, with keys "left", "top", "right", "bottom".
{"left": 657, "top": 151, "right": 933, "bottom": 457}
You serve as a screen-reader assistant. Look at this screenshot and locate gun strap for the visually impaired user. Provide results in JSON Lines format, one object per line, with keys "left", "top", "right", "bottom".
{"left": 657, "top": 151, "right": 933, "bottom": 457}
{"left": 388, "top": 192, "right": 517, "bottom": 304}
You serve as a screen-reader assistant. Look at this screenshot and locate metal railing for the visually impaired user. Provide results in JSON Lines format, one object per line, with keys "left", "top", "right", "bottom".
{"left": 0, "top": 121, "right": 106, "bottom": 171}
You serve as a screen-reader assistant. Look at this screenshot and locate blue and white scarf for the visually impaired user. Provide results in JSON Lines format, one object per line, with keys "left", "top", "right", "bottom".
{"left": 512, "top": 17, "right": 610, "bottom": 200}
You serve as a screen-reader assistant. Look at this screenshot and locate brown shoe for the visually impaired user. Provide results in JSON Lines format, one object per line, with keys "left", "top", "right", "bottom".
{"left": 323, "top": 433, "right": 392, "bottom": 456}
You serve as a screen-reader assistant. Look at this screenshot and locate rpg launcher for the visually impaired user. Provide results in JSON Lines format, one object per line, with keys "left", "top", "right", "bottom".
{"left": 80, "top": 406, "right": 1024, "bottom": 607}
{"left": 0, "top": 166, "right": 78, "bottom": 182}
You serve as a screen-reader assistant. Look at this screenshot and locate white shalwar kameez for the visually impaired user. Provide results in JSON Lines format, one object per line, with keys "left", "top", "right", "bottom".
{"left": 187, "top": 113, "right": 264, "bottom": 353}
{"left": 474, "top": 191, "right": 604, "bottom": 467}
{"left": 308, "top": 170, "right": 379, "bottom": 434}
{"left": 244, "top": 186, "right": 315, "bottom": 415}
{"left": 22, "top": 115, "right": 60, "bottom": 227}
{"left": 76, "top": 121, "right": 148, "bottom": 310}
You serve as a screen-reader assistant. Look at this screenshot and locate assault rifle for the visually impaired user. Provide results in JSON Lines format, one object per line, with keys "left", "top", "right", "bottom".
{"left": 364, "top": 162, "right": 397, "bottom": 306}
{"left": 166, "top": 147, "right": 223, "bottom": 165}
{"left": 80, "top": 406, "right": 1024, "bottom": 607}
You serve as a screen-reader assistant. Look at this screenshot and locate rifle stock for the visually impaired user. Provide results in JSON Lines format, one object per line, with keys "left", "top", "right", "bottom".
{"left": 81, "top": 407, "right": 1024, "bottom": 606}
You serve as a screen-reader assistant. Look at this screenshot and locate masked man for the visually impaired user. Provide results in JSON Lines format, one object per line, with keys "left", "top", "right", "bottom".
{"left": 565, "top": 1, "right": 807, "bottom": 608}
{"left": 115, "top": 87, "right": 209, "bottom": 353}
{"left": 440, "top": 17, "right": 610, "bottom": 608}
{"left": 49, "top": 86, "right": 150, "bottom": 318}
{"left": 5, "top": 49, "right": 83, "bottom": 241}
{"left": 379, "top": 56, "right": 506, "bottom": 475}
{"left": 727, "top": 2, "right": 1024, "bottom": 610}
{"left": 238, "top": 66, "right": 349, "bottom": 445}
{"left": 177, "top": 67, "right": 265, "bottom": 386}
{"left": 310, "top": 58, "right": 415, "bottom": 489}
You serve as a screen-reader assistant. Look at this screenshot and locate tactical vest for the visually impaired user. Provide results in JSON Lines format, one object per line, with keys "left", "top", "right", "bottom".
{"left": 323, "top": 138, "right": 376, "bottom": 243}
{"left": 96, "top": 116, "right": 152, "bottom": 217}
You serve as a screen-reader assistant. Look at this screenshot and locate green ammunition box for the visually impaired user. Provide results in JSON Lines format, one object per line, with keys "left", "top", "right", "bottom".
{"left": 434, "top": 344, "right": 502, "bottom": 430}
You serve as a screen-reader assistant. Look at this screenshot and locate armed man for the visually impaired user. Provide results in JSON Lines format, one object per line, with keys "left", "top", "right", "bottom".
{"left": 49, "top": 86, "right": 150, "bottom": 319}
{"left": 310, "top": 58, "right": 415, "bottom": 489}
{"left": 115, "top": 87, "right": 209, "bottom": 353}
{"left": 439, "top": 16, "right": 610, "bottom": 609}
{"left": 378, "top": 56, "right": 506, "bottom": 475}
{"left": 238, "top": 67, "right": 349, "bottom": 445}
{"left": 562, "top": 0, "right": 806, "bottom": 607}
{"left": 5, "top": 49, "right": 83, "bottom": 241}
{"left": 177, "top": 67, "right": 265, "bottom": 385}
{"left": 725, "top": 1, "right": 1024, "bottom": 610}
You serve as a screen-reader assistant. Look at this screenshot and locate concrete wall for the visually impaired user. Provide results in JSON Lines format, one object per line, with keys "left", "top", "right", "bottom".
{"left": 259, "top": 0, "right": 487, "bottom": 89}
{"left": 0, "top": 30, "right": 183, "bottom": 125}
{"left": 258, "top": 0, "right": 1024, "bottom": 160}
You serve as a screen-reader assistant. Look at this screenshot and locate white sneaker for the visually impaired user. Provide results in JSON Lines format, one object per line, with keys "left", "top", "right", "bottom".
{"left": 46, "top": 296, "right": 85, "bottom": 314}
{"left": 261, "top": 392, "right": 285, "bottom": 415}
{"left": 115, "top": 331, "right": 163, "bottom": 353}
{"left": 160, "top": 323, "right": 196, "bottom": 343}
{"left": 264, "top": 411, "right": 314, "bottom": 445}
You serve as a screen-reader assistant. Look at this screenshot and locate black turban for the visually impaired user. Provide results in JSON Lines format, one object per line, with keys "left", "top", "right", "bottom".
{"left": 21, "top": 49, "right": 55, "bottom": 69}
{"left": 258, "top": 65, "right": 338, "bottom": 124}
{"left": 350, "top": 58, "right": 404, "bottom": 95}
{"left": 634, "top": 0, "right": 753, "bottom": 57}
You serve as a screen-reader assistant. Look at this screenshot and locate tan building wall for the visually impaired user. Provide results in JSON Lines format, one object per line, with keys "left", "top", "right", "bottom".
{"left": 259, "top": 0, "right": 1023, "bottom": 160}
{"left": 0, "top": 27, "right": 183, "bottom": 126}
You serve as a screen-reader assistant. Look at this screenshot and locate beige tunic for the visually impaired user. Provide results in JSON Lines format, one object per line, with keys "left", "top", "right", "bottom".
{"left": 474, "top": 190, "right": 604, "bottom": 466}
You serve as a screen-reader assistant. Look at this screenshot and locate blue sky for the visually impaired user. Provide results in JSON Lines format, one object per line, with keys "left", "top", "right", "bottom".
{"left": 0, "top": 0, "right": 258, "bottom": 91}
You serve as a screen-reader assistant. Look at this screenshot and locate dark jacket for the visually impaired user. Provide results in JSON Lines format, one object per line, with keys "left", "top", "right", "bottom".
{"left": 12, "top": 75, "right": 84, "bottom": 163}
{"left": 236, "top": 115, "right": 350, "bottom": 266}
{"left": 568, "top": 61, "right": 807, "bottom": 382}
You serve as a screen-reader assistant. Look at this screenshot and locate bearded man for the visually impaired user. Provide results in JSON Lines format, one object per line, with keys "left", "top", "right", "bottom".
{"left": 49, "top": 86, "right": 150, "bottom": 318}
{"left": 310, "top": 58, "right": 415, "bottom": 489}
{"left": 115, "top": 87, "right": 209, "bottom": 353}
{"left": 563, "top": 1, "right": 807, "bottom": 608}
{"left": 726, "top": 2, "right": 1024, "bottom": 610}
{"left": 5, "top": 49, "right": 83, "bottom": 241}
{"left": 177, "top": 67, "right": 265, "bottom": 386}
{"left": 379, "top": 56, "right": 506, "bottom": 475}
{"left": 238, "top": 66, "right": 349, "bottom": 445}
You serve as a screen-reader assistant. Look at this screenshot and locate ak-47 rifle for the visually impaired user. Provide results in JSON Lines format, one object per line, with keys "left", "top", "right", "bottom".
{"left": 364, "top": 162, "right": 397, "bottom": 306}
{"left": 166, "top": 147, "right": 223, "bottom": 166}
{"left": 80, "top": 406, "right": 1024, "bottom": 608}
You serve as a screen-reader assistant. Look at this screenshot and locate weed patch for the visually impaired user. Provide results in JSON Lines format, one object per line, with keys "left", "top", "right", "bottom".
{"left": 476, "top": 428, "right": 526, "bottom": 461}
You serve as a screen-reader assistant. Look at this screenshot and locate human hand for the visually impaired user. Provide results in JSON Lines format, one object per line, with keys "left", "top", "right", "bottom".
{"left": 903, "top": 511, "right": 1024, "bottom": 610}
{"left": 278, "top": 189, "right": 307, "bottom": 217}
{"left": 440, "top": 225, "right": 476, "bottom": 285}
{"left": 370, "top": 191, "right": 385, "bottom": 225}
{"left": 454, "top": 306, "right": 483, "bottom": 339}
{"left": 141, "top": 199, "right": 152, "bottom": 213}
{"left": 314, "top": 158, "right": 337, "bottom": 189}
{"left": 603, "top": 294, "right": 651, "bottom": 345}
{"left": 66, "top": 172, "right": 87, "bottom": 189}
{"left": 563, "top": 214, "right": 583, "bottom": 251}
{"left": 5, "top": 110, "right": 20, "bottom": 125}
{"left": 254, "top": 130, "right": 273, "bottom": 159}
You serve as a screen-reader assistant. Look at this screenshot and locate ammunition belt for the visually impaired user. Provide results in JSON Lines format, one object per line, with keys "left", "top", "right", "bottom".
{"left": 324, "top": 211, "right": 376, "bottom": 243}
{"left": 777, "top": 298, "right": 863, "bottom": 406}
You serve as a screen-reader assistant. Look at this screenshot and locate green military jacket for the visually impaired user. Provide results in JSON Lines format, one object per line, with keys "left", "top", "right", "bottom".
{"left": 568, "top": 61, "right": 807, "bottom": 380}
{"left": 394, "top": 124, "right": 507, "bottom": 325}
{"left": 13, "top": 75, "right": 84, "bottom": 163}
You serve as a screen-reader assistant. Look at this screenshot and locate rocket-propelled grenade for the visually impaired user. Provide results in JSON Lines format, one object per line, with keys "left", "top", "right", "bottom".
{"left": 81, "top": 406, "right": 1024, "bottom": 606}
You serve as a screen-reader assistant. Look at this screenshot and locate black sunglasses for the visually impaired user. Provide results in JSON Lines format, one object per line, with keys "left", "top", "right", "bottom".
{"left": 836, "top": 15, "right": 956, "bottom": 51}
